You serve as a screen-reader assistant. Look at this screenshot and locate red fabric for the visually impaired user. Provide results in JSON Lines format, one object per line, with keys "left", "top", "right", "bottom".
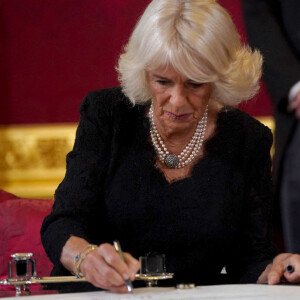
{"left": 0, "top": 190, "right": 53, "bottom": 290}
{"left": 0, "top": 0, "right": 271, "bottom": 125}
{"left": 0, "top": 0, "right": 151, "bottom": 124}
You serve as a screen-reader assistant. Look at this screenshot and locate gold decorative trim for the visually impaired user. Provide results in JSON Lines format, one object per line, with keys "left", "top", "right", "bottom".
{"left": 256, "top": 116, "right": 275, "bottom": 134}
{"left": 256, "top": 116, "right": 275, "bottom": 158}
{"left": 0, "top": 123, "right": 77, "bottom": 199}
{"left": 0, "top": 117, "right": 275, "bottom": 199}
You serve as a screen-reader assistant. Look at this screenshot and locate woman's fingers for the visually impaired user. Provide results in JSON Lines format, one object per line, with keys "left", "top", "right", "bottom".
{"left": 283, "top": 254, "right": 300, "bottom": 284}
{"left": 99, "top": 244, "right": 140, "bottom": 281}
{"left": 99, "top": 243, "right": 131, "bottom": 281}
{"left": 267, "top": 264, "right": 284, "bottom": 285}
{"left": 80, "top": 243, "right": 139, "bottom": 292}
{"left": 101, "top": 284, "right": 129, "bottom": 294}
{"left": 268, "top": 253, "right": 292, "bottom": 284}
{"left": 264, "top": 253, "right": 300, "bottom": 285}
{"left": 81, "top": 250, "right": 124, "bottom": 287}
{"left": 123, "top": 252, "right": 140, "bottom": 280}
{"left": 257, "top": 263, "right": 272, "bottom": 284}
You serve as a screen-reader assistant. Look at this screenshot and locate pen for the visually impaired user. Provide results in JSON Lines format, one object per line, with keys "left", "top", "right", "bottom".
{"left": 113, "top": 240, "right": 133, "bottom": 293}
{"left": 286, "top": 265, "right": 295, "bottom": 273}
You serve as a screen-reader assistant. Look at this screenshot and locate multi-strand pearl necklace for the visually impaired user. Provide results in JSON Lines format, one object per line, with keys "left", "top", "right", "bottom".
{"left": 149, "top": 103, "right": 208, "bottom": 169}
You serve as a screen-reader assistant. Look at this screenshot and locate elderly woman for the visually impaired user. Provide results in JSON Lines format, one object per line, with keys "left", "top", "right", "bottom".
{"left": 41, "top": 0, "right": 300, "bottom": 293}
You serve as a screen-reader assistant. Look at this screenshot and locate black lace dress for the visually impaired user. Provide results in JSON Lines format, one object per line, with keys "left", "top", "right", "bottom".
{"left": 41, "top": 87, "right": 277, "bottom": 292}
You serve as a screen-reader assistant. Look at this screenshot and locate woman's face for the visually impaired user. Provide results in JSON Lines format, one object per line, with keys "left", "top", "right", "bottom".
{"left": 147, "top": 65, "right": 213, "bottom": 135}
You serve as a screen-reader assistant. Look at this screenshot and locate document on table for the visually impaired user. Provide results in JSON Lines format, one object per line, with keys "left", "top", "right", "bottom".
{"left": 2, "top": 284, "right": 300, "bottom": 300}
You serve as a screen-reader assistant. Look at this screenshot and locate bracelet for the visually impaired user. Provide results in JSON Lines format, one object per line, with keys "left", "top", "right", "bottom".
{"left": 74, "top": 244, "right": 98, "bottom": 278}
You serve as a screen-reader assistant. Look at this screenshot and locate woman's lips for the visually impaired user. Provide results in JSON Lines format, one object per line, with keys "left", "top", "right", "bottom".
{"left": 165, "top": 111, "right": 192, "bottom": 120}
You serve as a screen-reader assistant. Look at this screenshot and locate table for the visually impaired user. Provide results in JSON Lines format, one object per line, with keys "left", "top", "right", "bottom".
{"left": 1, "top": 284, "right": 300, "bottom": 300}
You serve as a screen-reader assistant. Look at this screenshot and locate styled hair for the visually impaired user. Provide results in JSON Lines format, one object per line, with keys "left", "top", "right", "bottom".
{"left": 117, "top": 0, "right": 262, "bottom": 106}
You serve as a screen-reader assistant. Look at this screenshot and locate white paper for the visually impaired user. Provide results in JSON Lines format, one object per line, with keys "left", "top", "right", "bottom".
{"left": 1, "top": 284, "right": 300, "bottom": 300}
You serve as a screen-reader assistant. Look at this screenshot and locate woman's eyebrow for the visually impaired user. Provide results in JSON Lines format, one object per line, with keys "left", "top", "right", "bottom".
{"left": 152, "top": 73, "right": 171, "bottom": 80}
{"left": 187, "top": 79, "right": 201, "bottom": 83}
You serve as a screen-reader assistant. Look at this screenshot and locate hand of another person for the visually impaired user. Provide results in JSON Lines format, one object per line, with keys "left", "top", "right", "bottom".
{"left": 257, "top": 253, "right": 300, "bottom": 285}
{"left": 289, "top": 91, "right": 300, "bottom": 119}
{"left": 79, "top": 243, "right": 140, "bottom": 293}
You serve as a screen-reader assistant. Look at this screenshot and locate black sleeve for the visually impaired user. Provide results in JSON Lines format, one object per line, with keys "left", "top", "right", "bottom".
{"left": 241, "top": 0, "right": 300, "bottom": 105}
{"left": 226, "top": 126, "right": 277, "bottom": 283}
{"left": 41, "top": 90, "right": 113, "bottom": 267}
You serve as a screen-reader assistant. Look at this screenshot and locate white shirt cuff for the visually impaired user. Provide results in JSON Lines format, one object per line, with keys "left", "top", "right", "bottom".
{"left": 288, "top": 81, "right": 300, "bottom": 102}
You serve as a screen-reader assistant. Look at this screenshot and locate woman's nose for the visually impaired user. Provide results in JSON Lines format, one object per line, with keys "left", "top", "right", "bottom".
{"left": 169, "top": 85, "right": 187, "bottom": 107}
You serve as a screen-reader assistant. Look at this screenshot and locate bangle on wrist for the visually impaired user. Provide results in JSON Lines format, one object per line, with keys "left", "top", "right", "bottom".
{"left": 74, "top": 244, "right": 98, "bottom": 278}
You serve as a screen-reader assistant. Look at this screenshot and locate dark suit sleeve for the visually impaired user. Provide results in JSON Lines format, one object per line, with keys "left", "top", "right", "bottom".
{"left": 41, "top": 90, "right": 113, "bottom": 267}
{"left": 241, "top": 0, "right": 300, "bottom": 105}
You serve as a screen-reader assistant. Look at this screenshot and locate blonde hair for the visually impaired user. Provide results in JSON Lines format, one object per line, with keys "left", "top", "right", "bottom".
{"left": 117, "top": 0, "right": 262, "bottom": 106}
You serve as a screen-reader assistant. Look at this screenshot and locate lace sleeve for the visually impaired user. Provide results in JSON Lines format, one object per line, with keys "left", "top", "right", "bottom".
{"left": 41, "top": 90, "right": 113, "bottom": 267}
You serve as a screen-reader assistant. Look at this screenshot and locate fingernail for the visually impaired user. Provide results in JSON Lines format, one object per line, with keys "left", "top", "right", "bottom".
{"left": 122, "top": 273, "right": 129, "bottom": 280}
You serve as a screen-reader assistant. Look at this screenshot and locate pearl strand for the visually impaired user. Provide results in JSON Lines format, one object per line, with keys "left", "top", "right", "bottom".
{"left": 149, "top": 103, "right": 208, "bottom": 168}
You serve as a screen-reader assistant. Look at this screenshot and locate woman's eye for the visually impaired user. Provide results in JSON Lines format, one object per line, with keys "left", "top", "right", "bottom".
{"left": 156, "top": 80, "right": 169, "bottom": 86}
{"left": 189, "top": 82, "right": 203, "bottom": 88}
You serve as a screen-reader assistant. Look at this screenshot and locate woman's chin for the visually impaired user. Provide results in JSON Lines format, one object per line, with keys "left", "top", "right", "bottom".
{"left": 162, "top": 118, "right": 196, "bottom": 134}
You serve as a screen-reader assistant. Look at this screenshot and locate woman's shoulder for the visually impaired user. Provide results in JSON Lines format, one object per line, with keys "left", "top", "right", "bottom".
{"left": 82, "top": 86, "right": 132, "bottom": 110}
{"left": 218, "top": 106, "right": 273, "bottom": 144}
{"left": 86, "top": 86, "right": 125, "bottom": 99}
{"left": 79, "top": 86, "right": 145, "bottom": 122}
{"left": 78, "top": 87, "right": 149, "bottom": 133}
{"left": 206, "top": 106, "right": 273, "bottom": 160}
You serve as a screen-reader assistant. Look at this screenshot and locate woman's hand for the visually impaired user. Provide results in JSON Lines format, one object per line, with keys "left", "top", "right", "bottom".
{"left": 61, "top": 237, "right": 140, "bottom": 293}
{"left": 80, "top": 243, "right": 140, "bottom": 293}
{"left": 257, "top": 253, "right": 300, "bottom": 285}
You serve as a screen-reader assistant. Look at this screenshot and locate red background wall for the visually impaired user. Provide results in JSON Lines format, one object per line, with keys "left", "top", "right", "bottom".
{"left": 0, "top": 0, "right": 272, "bottom": 125}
